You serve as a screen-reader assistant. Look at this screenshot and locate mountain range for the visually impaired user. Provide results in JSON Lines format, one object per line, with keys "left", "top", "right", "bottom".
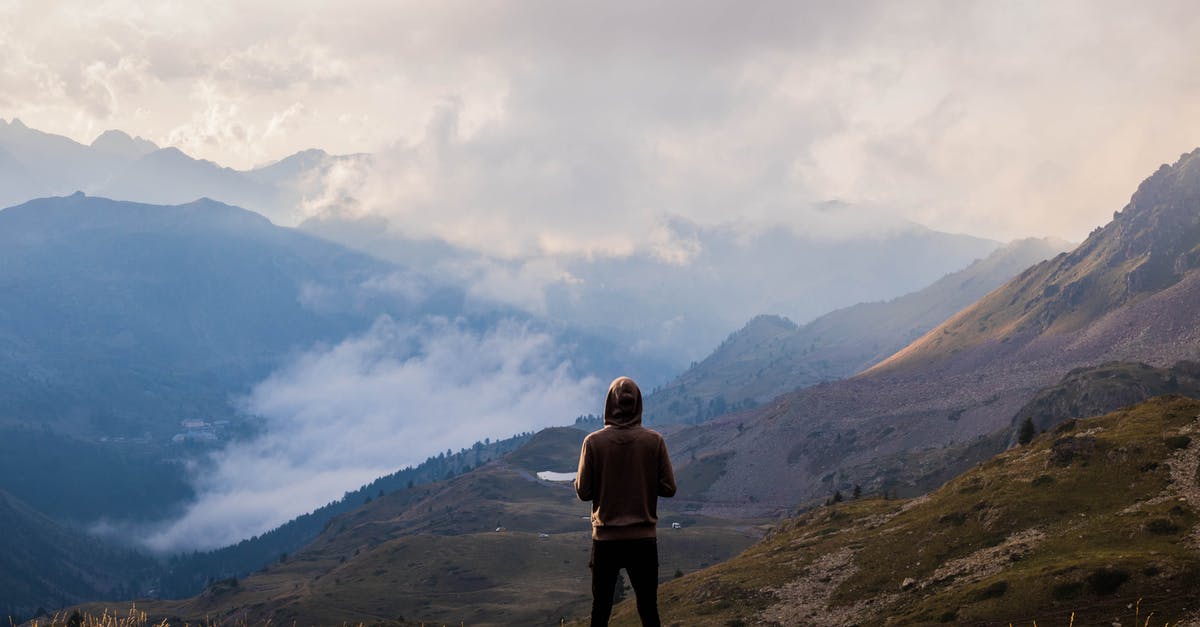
{"left": 10, "top": 131, "right": 1200, "bottom": 623}
{"left": 0, "top": 189, "right": 1001, "bottom": 616}
{"left": 659, "top": 149, "right": 1200, "bottom": 519}
{"left": 302, "top": 214, "right": 1006, "bottom": 372}
{"left": 0, "top": 193, "right": 407, "bottom": 440}
{"left": 54, "top": 147, "right": 1200, "bottom": 624}
{"left": 0, "top": 118, "right": 1007, "bottom": 376}
{"left": 0, "top": 117, "right": 361, "bottom": 226}
{"left": 645, "top": 237, "right": 1071, "bottom": 424}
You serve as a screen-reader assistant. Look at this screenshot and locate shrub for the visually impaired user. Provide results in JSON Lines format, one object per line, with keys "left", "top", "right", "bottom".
{"left": 1145, "top": 518, "right": 1181, "bottom": 535}
{"left": 1051, "top": 581, "right": 1083, "bottom": 600}
{"left": 1085, "top": 568, "right": 1130, "bottom": 595}
{"left": 937, "top": 512, "right": 968, "bottom": 526}
{"left": 1018, "top": 417, "right": 1037, "bottom": 445}
{"left": 1031, "top": 474, "right": 1054, "bottom": 487}
{"left": 1049, "top": 435, "right": 1096, "bottom": 466}
{"left": 1053, "top": 419, "right": 1077, "bottom": 434}
{"left": 1165, "top": 435, "right": 1192, "bottom": 450}
{"left": 976, "top": 580, "right": 1009, "bottom": 599}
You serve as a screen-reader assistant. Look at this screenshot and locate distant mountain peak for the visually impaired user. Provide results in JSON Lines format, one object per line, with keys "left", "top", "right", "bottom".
{"left": 869, "top": 146, "right": 1200, "bottom": 374}
{"left": 743, "top": 314, "right": 798, "bottom": 332}
{"left": 90, "top": 129, "right": 159, "bottom": 158}
{"left": 148, "top": 146, "right": 190, "bottom": 160}
{"left": 1070, "top": 147, "right": 1200, "bottom": 295}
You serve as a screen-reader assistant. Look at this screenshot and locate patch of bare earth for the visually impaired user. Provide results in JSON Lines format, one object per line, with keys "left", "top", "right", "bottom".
{"left": 920, "top": 527, "right": 1046, "bottom": 590}
{"left": 1118, "top": 415, "right": 1200, "bottom": 549}
{"left": 758, "top": 547, "right": 890, "bottom": 626}
{"left": 1168, "top": 416, "right": 1200, "bottom": 550}
{"left": 757, "top": 506, "right": 908, "bottom": 626}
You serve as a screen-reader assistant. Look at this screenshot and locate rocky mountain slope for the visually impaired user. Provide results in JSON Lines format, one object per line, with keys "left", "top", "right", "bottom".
{"left": 667, "top": 148, "right": 1200, "bottom": 519}
{"left": 646, "top": 238, "right": 1070, "bottom": 424}
{"left": 1012, "top": 360, "right": 1200, "bottom": 437}
{"left": 611, "top": 396, "right": 1200, "bottom": 626}
{"left": 872, "top": 147, "right": 1200, "bottom": 375}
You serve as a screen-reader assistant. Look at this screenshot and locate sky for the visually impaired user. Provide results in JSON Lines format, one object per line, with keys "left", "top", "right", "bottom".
{"left": 3, "top": 1, "right": 1200, "bottom": 245}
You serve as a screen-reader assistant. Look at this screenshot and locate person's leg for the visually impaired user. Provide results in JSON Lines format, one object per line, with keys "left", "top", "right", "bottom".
{"left": 625, "top": 538, "right": 660, "bottom": 627}
{"left": 590, "top": 540, "right": 620, "bottom": 626}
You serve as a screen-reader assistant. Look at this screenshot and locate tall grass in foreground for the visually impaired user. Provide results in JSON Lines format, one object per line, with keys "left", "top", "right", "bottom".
{"left": 24, "top": 606, "right": 165, "bottom": 627}
{"left": 22, "top": 603, "right": 1188, "bottom": 627}
{"left": 1010, "top": 599, "right": 1185, "bottom": 627}
{"left": 19, "top": 607, "right": 460, "bottom": 627}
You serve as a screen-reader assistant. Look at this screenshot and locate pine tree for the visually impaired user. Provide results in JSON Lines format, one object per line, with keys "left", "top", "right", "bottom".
{"left": 1018, "top": 416, "right": 1036, "bottom": 445}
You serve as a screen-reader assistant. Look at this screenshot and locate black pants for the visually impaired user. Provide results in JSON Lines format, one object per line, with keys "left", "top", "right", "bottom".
{"left": 589, "top": 538, "right": 660, "bottom": 626}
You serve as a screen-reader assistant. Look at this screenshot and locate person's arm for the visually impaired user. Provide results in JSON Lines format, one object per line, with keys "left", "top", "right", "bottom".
{"left": 575, "top": 437, "right": 594, "bottom": 501}
{"left": 657, "top": 437, "right": 677, "bottom": 498}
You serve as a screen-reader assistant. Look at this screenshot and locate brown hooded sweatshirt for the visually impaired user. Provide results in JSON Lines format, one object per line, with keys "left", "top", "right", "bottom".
{"left": 575, "top": 376, "right": 677, "bottom": 540}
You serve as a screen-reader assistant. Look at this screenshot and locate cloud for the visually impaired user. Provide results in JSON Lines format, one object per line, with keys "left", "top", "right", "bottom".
{"left": 140, "top": 316, "right": 599, "bottom": 552}
{"left": 3, "top": 2, "right": 1200, "bottom": 244}
{"left": 303, "top": 2, "right": 1200, "bottom": 247}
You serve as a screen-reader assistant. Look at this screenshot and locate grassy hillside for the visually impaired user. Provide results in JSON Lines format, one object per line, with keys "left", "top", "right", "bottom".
{"left": 79, "top": 426, "right": 763, "bottom": 626}
{"left": 156, "top": 430, "right": 533, "bottom": 598}
{"left": 0, "top": 491, "right": 156, "bottom": 623}
{"left": 611, "top": 396, "right": 1200, "bottom": 625}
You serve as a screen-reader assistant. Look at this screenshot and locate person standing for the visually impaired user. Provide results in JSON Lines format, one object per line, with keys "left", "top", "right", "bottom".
{"left": 575, "top": 376, "right": 677, "bottom": 626}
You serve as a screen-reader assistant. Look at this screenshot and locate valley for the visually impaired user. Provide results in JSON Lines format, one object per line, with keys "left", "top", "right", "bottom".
{"left": 4, "top": 124, "right": 1200, "bottom": 625}
{"left": 76, "top": 428, "right": 766, "bottom": 626}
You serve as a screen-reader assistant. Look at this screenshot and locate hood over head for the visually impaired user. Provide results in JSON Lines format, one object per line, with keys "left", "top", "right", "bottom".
{"left": 604, "top": 376, "right": 642, "bottom": 428}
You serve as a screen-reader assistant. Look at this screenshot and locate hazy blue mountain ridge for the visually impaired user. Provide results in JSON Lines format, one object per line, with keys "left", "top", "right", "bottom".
{"left": 304, "top": 213, "right": 1005, "bottom": 374}
{"left": 0, "top": 192, "right": 674, "bottom": 531}
{"left": 0, "top": 119, "right": 1005, "bottom": 379}
{"left": 0, "top": 489, "right": 156, "bottom": 623}
{"left": 0, "top": 193, "right": 408, "bottom": 438}
{"left": 0, "top": 117, "right": 354, "bottom": 225}
{"left": 646, "top": 237, "right": 1071, "bottom": 424}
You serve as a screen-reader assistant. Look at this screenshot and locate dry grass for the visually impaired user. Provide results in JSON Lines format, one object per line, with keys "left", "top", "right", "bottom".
{"left": 610, "top": 397, "right": 1200, "bottom": 626}
{"left": 25, "top": 605, "right": 165, "bottom": 627}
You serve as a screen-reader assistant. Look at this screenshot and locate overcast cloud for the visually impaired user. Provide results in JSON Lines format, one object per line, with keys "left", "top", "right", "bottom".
{"left": 140, "top": 316, "right": 598, "bottom": 551}
{"left": 3, "top": 1, "right": 1200, "bottom": 247}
